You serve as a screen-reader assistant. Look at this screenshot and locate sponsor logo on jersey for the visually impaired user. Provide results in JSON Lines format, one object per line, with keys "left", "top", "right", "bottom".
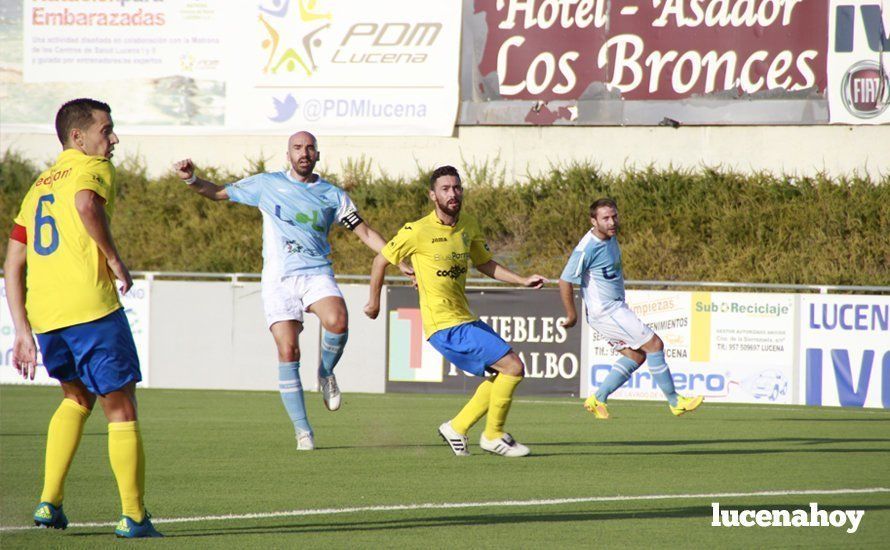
{"left": 436, "top": 265, "right": 467, "bottom": 279}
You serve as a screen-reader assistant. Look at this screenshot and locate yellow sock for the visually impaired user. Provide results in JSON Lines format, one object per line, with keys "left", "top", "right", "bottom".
{"left": 483, "top": 373, "right": 523, "bottom": 440}
{"left": 451, "top": 379, "right": 493, "bottom": 434}
{"left": 40, "top": 399, "right": 91, "bottom": 505}
{"left": 137, "top": 428, "right": 145, "bottom": 507}
{"left": 108, "top": 421, "right": 145, "bottom": 522}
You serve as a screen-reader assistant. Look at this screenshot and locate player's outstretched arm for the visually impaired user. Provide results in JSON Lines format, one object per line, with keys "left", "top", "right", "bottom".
{"left": 353, "top": 222, "right": 416, "bottom": 280}
{"left": 475, "top": 259, "right": 548, "bottom": 289}
{"left": 173, "top": 158, "right": 229, "bottom": 201}
{"left": 558, "top": 279, "right": 578, "bottom": 328}
{"left": 350, "top": 222, "right": 415, "bottom": 280}
{"left": 3, "top": 239, "right": 38, "bottom": 379}
{"left": 364, "top": 253, "right": 391, "bottom": 319}
{"left": 352, "top": 221, "right": 387, "bottom": 253}
{"left": 75, "top": 190, "right": 133, "bottom": 294}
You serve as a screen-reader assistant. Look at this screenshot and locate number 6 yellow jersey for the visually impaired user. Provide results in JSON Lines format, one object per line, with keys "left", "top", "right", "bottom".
{"left": 13, "top": 149, "right": 121, "bottom": 333}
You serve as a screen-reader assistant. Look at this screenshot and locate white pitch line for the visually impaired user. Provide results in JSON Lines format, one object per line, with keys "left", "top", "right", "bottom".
{"left": 2, "top": 487, "right": 888, "bottom": 533}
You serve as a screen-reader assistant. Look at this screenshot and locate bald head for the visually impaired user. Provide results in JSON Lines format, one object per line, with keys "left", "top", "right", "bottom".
{"left": 287, "top": 130, "right": 319, "bottom": 182}
{"left": 289, "top": 131, "right": 317, "bottom": 148}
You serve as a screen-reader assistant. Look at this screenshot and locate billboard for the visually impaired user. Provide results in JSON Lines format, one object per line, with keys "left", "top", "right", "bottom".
{"left": 460, "top": 0, "right": 867, "bottom": 125}
{"left": 385, "top": 286, "right": 582, "bottom": 396}
{"left": 2, "top": 0, "right": 462, "bottom": 136}
{"left": 800, "top": 294, "right": 889, "bottom": 408}
{"left": 583, "top": 291, "right": 797, "bottom": 404}
{"left": 827, "top": 1, "right": 890, "bottom": 124}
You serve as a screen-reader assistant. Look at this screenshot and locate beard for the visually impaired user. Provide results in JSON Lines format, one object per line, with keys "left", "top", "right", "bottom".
{"left": 437, "top": 198, "right": 462, "bottom": 217}
{"left": 291, "top": 158, "right": 316, "bottom": 177}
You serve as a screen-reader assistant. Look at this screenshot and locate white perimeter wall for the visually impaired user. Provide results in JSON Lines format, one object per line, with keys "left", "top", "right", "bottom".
{"left": 2, "top": 279, "right": 887, "bottom": 408}
{"left": 3, "top": 125, "right": 889, "bottom": 181}
{"left": 147, "top": 281, "right": 386, "bottom": 393}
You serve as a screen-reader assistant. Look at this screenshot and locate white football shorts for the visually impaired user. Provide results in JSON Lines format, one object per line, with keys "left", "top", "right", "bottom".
{"left": 262, "top": 274, "right": 343, "bottom": 328}
{"left": 587, "top": 302, "right": 655, "bottom": 351}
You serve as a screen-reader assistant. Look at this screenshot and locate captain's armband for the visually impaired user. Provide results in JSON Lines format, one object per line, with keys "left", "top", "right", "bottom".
{"left": 339, "top": 211, "right": 363, "bottom": 231}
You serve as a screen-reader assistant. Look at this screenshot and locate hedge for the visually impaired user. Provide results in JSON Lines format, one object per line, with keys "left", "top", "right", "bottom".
{"left": 2, "top": 151, "right": 888, "bottom": 286}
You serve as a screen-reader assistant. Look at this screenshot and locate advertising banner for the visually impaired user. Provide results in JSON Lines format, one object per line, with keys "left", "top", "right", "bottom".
{"left": 2, "top": 1, "right": 461, "bottom": 136}
{"left": 800, "top": 294, "right": 889, "bottom": 408}
{"left": 226, "top": 0, "right": 461, "bottom": 135}
{"left": 0, "top": 279, "right": 152, "bottom": 387}
{"left": 461, "top": 0, "right": 833, "bottom": 125}
{"left": 583, "top": 291, "right": 796, "bottom": 404}
{"left": 386, "top": 286, "right": 582, "bottom": 396}
{"left": 23, "top": 0, "right": 228, "bottom": 83}
{"left": 827, "top": 1, "right": 890, "bottom": 124}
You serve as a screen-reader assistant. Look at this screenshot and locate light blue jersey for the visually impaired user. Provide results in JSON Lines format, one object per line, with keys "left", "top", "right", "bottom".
{"left": 560, "top": 231, "right": 626, "bottom": 317}
{"left": 226, "top": 171, "right": 357, "bottom": 279}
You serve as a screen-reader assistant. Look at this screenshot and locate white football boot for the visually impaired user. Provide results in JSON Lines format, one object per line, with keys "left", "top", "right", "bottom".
{"left": 437, "top": 421, "right": 470, "bottom": 456}
{"left": 296, "top": 430, "right": 315, "bottom": 451}
{"left": 479, "top": 433, "right": 530, "bottom": 457}
{"left": 318, "top": 374, "right": 341, "bottom": 411}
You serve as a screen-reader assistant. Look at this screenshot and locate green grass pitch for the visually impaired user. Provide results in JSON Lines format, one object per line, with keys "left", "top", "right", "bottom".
{"left": 2, "top": 385, "right": 889, "bottom": 548}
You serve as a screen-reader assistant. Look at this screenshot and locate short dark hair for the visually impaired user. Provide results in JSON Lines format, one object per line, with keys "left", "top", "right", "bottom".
{"left": 55, "top": 98, "right": 111, "bottom": 145}
{"left": 429, "top": 165, "right": 461, "bottom": 189}
{"left": 590, "top": 197, "right": 618, "bottom": 218}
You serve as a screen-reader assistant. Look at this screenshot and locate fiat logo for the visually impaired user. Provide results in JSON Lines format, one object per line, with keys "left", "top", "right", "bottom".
{"left": 840, "top": 61, "right": 890, "bottom": 118}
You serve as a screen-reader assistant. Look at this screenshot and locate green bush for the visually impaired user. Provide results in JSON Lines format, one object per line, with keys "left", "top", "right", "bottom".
{"left": 2, "top": 151, "right": 888, "bottom": 285}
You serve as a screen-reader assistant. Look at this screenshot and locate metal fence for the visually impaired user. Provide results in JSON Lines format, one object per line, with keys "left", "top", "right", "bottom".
{"left": 123, "top": 271, "right": 890, "bottom": 295}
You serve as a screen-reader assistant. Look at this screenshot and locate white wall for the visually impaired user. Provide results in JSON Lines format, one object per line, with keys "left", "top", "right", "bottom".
{"left": 3, "top": 125, "right": 888, "bottom": 182}
{"left": 145, "top": 280, "right": 386, "bottom": 393}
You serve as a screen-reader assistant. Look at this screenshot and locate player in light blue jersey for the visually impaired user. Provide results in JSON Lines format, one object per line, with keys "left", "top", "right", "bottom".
{"left": 173, "top": 131, "right": 397, "bottom": 450}
{"left": 558, "top": 198, "right": 703, "bottom": 419}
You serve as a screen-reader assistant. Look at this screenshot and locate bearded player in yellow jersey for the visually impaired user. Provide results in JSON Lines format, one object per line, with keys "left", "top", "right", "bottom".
{"left": 3, "top": 99, "right": 161, "bottom": 538}
{"left": 364, "top": 166, "right": 547, "bottom": 457}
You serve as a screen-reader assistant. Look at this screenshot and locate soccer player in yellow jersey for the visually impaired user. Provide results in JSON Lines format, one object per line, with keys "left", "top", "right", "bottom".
{"left": 3, "top": 98, "right": 161, "bottom": 538}
{"left": 364, "top": 166, "right": 547, "bottom": 457}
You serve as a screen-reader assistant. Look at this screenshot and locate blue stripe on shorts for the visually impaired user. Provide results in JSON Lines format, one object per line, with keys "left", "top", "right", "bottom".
{"left": 36, "top": 308, "right": 141, "bottom": 396}
{"left": 428, "top": 320, "right": 511, "bottom": 376}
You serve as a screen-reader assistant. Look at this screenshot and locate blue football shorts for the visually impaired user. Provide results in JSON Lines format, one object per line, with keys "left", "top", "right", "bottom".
{"left": 36, "top": 308, "right": 141, "bottom": 396}
{"left": 428, "top": 320, "right": 512, "bottom": 376}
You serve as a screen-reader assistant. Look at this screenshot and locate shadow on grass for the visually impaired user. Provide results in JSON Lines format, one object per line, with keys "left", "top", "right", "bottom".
{"left": 314, "top": 443, "right": 451, "bottom": 452}
{"left": 61, "top": 503, "right": 890, "bottom": 539}
{"left": 524, "top": 436, "right": 890, "bottom": 457}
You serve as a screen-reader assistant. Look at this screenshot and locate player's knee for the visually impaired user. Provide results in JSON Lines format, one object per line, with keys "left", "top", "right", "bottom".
{"left": 643, "top": 334, "right": 664, "bottom": 353}
{"left": 62, "top": 383, "right": 96, "bottom": 410}
{"left": 508, "top": 364, "right": 525, "bottom": 378}
{"left": 501, "top": 355, "right": 525, "bottom": 377}
{"left": 98, "top": 390, "right": 138, "bottom": 422}
{"left": 325, "top": 316, "right": 348, "bottom": 335}
{"left": 64, "top": 393, "right": 95, "bottom": 410}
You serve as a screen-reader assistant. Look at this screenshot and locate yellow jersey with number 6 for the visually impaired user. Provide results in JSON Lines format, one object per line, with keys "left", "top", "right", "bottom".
{"left": 13, "top": 149, "right": 121, "bottom": 333}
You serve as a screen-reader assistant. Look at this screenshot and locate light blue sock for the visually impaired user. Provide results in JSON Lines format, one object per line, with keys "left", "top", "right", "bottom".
{"left": 319, "top": 330, "right": 348, "bottom": 378}
{"left": 278, "top": 362, "right": 312, "bottom": 435}
{"left": 647, "top": 351, "right": 679, "bottom": 406}
{"left": 594, "top": 356, "right": 640, "bottom": 402}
